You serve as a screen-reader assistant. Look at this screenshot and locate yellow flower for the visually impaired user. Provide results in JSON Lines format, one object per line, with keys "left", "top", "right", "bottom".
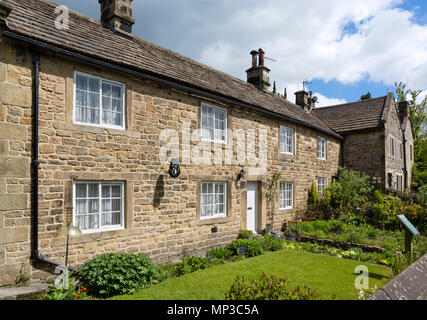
{"left": 379, "top": 259, "right": 388, "bottom": 265}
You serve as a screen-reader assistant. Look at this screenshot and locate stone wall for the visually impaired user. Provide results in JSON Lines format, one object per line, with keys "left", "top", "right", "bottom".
{"left": 342, "top": 129, "right": 385, "bottom": 186}
{"left": 385, "top": 99, "right": 408, "bottom": 190}
{"left": 0, "top": 35, "right": 341, "bottom": 285}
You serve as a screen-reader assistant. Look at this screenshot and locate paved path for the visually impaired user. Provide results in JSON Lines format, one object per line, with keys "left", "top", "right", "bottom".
{"left": 0, "top": 283, "right": 48, "bottom": 300}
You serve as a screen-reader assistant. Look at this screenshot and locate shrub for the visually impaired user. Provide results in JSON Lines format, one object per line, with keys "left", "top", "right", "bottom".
{"left": 392, "top": 252, "right": 420, "bottom": 276}
{"left": 174, "top": 256, "right": 224, "bottom": 276}
{"left": 308, "top": 182, "right": 320, "bottom": 206}
{"left": 206, "top": 247, "right": 233, "bottom": 260}
{"left": 226, "top": 239, "right": 263, "bottom": 257}
{"left": 239, "top": 230, "right": 254, "bottom": 239}
{"left": 258, "top": 234, "right": 283, "bottom": 252}
{"left": 42, "top": 276, "right": 88, "bottom": 300}
{"left": 373, "top": 190, "right": 384, "bottom": 204}
{"left": 76, "top": 253, "right": 158, "bottom": 298}
{"left": 416, "top": 185, "right": 427, "bottom": 207}
{"left": 327, "top": 168, "right": 372, "bottom": 209}
{"left": 225, "top": 273, "right": 329, "bottom": 300}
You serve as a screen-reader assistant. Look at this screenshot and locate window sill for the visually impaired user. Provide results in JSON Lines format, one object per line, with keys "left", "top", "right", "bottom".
{"left": 280, "top": 207, "right": 293, "bottom": 212}
{"left": 198, "top": 216, "right": 232, "bottom": 225}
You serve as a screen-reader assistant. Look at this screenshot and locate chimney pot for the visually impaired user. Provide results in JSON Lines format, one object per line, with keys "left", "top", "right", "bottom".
{"left": 99, "top": 0, "right": 135, "bottom": 34}
{"left": 295, "top": 90, "right": 311, "bottom": 111}
{"left": 246, "top": 49, "right": 271, "bottom": 92}
{"left": 398, "top": 101, "right": 410, "bottom": 124}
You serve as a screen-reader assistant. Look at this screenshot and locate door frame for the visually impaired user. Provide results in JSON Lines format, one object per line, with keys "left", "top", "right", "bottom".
{"left": 241, "top": 180, "right": 265, "bottom": 233}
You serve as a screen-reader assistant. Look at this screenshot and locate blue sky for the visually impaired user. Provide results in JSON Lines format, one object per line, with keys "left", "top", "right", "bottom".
{"left": 54, "top": 0, "right": 427, "bottom": 107}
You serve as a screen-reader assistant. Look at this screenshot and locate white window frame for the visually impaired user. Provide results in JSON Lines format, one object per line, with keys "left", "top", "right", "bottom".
{"left": 317, "top": 137, "right": 326, "bottom": 160}
{"left": 200, "top": 181, "right": 227, "bottom": 220}
{"left": 73, "top": 181, "right": 125, "bottom": 234}
{"left": 73, "top": 71, "right": 126, "bottom": 130}
{"left": 280, "top": 125, "right": 295, "bottom": 155}
{"left": 201, "top": 103, "right": 227, "bottom": 144}
{"left": 279, "top": 182, "right": 294, "bottom": 210}
{"left": 317, "top": 177, "right": 327, "bottom": 196}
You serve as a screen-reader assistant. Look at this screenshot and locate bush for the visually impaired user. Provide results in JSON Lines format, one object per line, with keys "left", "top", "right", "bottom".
{"left": 42, "top": 276, "right": 88, "bottom": 300}
{"left": 258, "top": 235, "right": 283, "bottom": 252}
{"left": 225, "top": 273, "right": 329, "bottom": 300}
{"left": 373, "top": 190, "right": 384, "bottom": 204}
{"left": 415, "top": 185, "right": 427, "bottom": 207}
{"left": 76, "top": 253, "right": 158, "bottom": 298}
{"left": 174, "top": 256, "right": 224, "bottom": 276}
{"left": 308, "top": 182, "right": 320, "bottom": 206}
{"left": 392, "top": 252, "right": 420, "bottom": 276}
{"left": 327, "top": 168, "right": 372, "bottom": 209}
{"left": 206, "top": 247, "right": 233, "bottom": 260}
{"left": 239, "top": 230, "right": 254, "bottom": 239}
{"left": 226, "top": 239, "right": 263, "bottom": 257}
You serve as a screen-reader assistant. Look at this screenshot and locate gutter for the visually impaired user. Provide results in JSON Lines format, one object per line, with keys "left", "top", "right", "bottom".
{"left": 31, "top": 53, "right": 76, "bottom": 272}
{"left": 3, "top": 30, "right": 343, "bottom": 141}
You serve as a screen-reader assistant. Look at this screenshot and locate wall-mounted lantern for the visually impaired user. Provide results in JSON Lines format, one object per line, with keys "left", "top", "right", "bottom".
{"left": 169, "top": 158, "right": 181, "bottom": 178}
{"left": 237, "top": 168, "right": 246, "bottom": 181}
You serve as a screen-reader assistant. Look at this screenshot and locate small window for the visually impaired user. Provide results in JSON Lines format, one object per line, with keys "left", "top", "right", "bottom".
{"left": 280, "top": 126, "right": 294, "bottom": 155}
{"left": 280, "top": 182, "right": 294, "bottom": 210}
{"left": 74, "top": 71, "right": 125, "bottom": 130}
{"left": 317, "top": 177, "right": 327, "bottom": 196}
{"left": 397, "top": 175, "right": 403, "bottom": 191}
{"left": 200, "top": 182, "right": 227, "bottom": 220}
{"left": 390, "top": 137, "right": 395, "bottom": 157}
{"left": 318, "top": 137, "right": 326, "bottom": 160}
{"left": 201, "top": 103, "right": 227, "bottom": 143}
{"left": 387, "top": 173, "right": 393, "bottom": 188}
{"left": 74, "top": 181, "right": 125, "bottom": 233}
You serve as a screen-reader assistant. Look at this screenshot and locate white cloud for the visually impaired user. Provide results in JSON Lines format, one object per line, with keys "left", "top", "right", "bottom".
{"left": 64, "top": 0, "right": 427, "bottom": 103}
{"left": 313, "top": 93, "right": 347, "bottom": 108}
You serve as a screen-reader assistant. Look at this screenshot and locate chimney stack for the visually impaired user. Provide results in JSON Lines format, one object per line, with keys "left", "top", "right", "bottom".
{"left": 295, "top": 90, "right": 313, "bottom": 111}
{"left": 398, "top": 100, "right": 410, "bottom": 124}
{"left": 99, "top": 0, "right": 135, "bottom": 34}
{"left": 246, "top": 48, "right": 271, "bottom": 92}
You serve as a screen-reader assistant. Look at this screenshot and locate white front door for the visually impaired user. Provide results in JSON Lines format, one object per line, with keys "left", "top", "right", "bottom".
{"left": 246, "top": 182, "right": 258, "bottom": 234}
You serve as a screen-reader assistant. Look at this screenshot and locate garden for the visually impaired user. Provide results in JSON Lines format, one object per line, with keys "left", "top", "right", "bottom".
{"left": 40, "top": 168, "right": 426, "bottom": 301}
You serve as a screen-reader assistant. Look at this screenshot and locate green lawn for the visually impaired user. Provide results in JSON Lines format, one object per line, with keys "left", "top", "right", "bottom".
{"left": 111, "top": 250, "right": 392, "bottom": 300}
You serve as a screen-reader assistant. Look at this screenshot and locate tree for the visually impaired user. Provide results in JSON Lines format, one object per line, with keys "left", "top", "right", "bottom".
{"left": 361, "top": 92, "right": 372, "bottom": 100}
{"left": 395, "top": 82, "right": 427, "bottom": 188}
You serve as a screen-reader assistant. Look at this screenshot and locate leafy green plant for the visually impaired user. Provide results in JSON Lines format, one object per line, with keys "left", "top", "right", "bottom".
{"left": 416, "top": 185, "right": 427, "bottom": 207}
{"left": 225, "top": 273, "right": 330, "bottom": 300}
{"left": 373, "top": 190, "right": 384, "bottom": 204}
{"left": 206, "top": 247, "right": 233, "bottom": 261}
{"left": 226, "top": 239, "right": 263, "bottom": 257}
{"left": 76, "top": 253, "right": 158, "bottom": 298}
{"left": 258, "top": 234, "right": 284, "bottom": 252}
{"left": 392, "top": 252, "right": 420, "bottom": 276}
{"left": 309, "top": 182, "right": 320, "bottom": 206}
{"left": 174, "top": 256, "right": 224, "bottom": 276}
{"left": 239, "top": 230, "right": 254, "bottom": 240}
{"left": 42, "top": 276, "right": 88, "bottom": 300}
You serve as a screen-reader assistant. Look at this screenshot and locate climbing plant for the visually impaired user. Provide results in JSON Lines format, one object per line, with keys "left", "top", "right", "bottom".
{"left": 266, "top": 171, "right": 282, "bottom": 230}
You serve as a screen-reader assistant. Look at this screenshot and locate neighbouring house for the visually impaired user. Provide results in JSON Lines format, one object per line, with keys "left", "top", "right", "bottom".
{"left": 313, "top": 95, "right": 414, "bottom": 191}
{"left": 0, "top": 0, "right": 413, "bottom": 285}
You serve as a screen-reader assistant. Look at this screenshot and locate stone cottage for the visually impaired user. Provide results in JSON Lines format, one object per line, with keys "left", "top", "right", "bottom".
{"left": 0, "top": 0, "right": 413, "bottom": 285}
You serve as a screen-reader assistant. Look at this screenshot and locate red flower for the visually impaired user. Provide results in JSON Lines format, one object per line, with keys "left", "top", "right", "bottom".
{"left": 80, "top": 287, "right": 87, "bottom": 292}
{"left": 75, "top": 293, "right": 80, "bottom": 297}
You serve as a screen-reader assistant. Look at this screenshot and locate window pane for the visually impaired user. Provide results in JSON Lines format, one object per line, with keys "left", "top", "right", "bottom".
{"left": 76, "top": 90, "right": 87, "bottom": 106}
{"left": 112, "top": 99, "right": 122, "bottom": 112}
{"left": 112, "top": 199, "right": 121, "bottom": 211}
{"left": 89, "top": 78, "right": 100, "bottom": 93}
{"left": 76, "top": 75, "right": 87, "bottom": 90}
{"left": 88, "top": 184, "right": 98, "bottom": 198}
{"left": 102, "top": 199, "right": 111, "bottom": 213}
{"left": 102, "top": 96, "right": 112, "bottom": 110}
{"left": 89, "top": 93, "right": 100, "bottom": 108}
{"left": 102, "top": 185, "right": 110, "bottom": 198}
{"left": 112, "top": 212, "right": 121, "bottom": 225}
{"left": 75, "top": 199, "right": 87, "bottom": 214}
{"left": 88, "top": 199, "right": 98, "bottom": 214}
{"left": 111, "top": 185, "right": 121, "bottom": 197}
{"left": 102, "top": 83, "right": 111, "bottom": 97}
{"left": 88, "top": 109, "right": 99, "bottom": 124}
{"left": 112, "top": 112, "right": 122, "bottom": 126}
{"left": 76, "top": 184, "right": 86, "bottom": 198}
{"left": 112, "top": 85, "right": 121, "bottom": 99}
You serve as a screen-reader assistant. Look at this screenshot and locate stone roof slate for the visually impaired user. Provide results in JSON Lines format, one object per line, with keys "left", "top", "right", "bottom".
{"left": 312, "top": 95, "right": 390, "bottom": 134}
{"left": 0, "top": 0, "right": 342, "bottom": 139}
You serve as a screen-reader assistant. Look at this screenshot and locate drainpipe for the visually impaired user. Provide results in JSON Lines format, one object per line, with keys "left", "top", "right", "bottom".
{"left": 31, "top": 53, "right": 76, "bottom": 272}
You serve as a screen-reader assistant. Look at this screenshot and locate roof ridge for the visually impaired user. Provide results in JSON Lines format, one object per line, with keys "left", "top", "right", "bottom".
{"left": 314, "top": 95, "right": 388, "bottom": 110}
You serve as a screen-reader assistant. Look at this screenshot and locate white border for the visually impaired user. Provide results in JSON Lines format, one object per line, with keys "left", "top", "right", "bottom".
{"left": 200, "top": 102, "right": 228, "bottom": 145}
{"left": 279, "top": 181, "right": 294, "bottom": 210}
{"left": 73, "top": 181, "right": 125, "bottom": 234}
{"left": 279, "top": 125, "right": 295, "bottom": 155}
{"left": 73, "top": 71, "right": 126, "bottom": 131}
{"left": 200, "top": 181, "right": 227, "bottom": 220}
